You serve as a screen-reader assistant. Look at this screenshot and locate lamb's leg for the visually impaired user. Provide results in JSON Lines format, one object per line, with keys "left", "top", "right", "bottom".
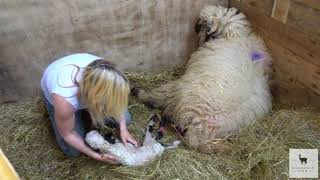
{"left": 165, "top": 140, "right": 181, "bottom": 149}
{"left": 143, "top": 114, "right": 181, "bottom": 149}
{"left": 143, "top": 114, "right": 159, "bottom": 145}
{"left": 131, "top": 82, "right": 175, "bottom": 109}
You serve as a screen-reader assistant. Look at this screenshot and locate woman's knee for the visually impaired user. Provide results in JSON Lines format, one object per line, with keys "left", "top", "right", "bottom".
{"left": 62, "top": 147, "right": 81, "bottom": 157}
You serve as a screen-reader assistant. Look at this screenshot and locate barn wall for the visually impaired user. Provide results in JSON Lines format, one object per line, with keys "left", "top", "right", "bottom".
{"left": 0, "top": 0, "right": 227, "bottom": 103}
{"left": 230, "top": 0, "right": 320, "bottom": 107}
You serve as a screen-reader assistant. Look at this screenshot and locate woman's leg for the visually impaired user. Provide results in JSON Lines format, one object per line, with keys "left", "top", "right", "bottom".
{"left": 44, "top": 98, "right": 87, "bottom": 157}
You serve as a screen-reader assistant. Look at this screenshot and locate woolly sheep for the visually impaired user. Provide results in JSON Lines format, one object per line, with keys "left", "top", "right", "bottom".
{"left": 85, "top": 115, "right": 180, "bottom": 166}
{"left": 132, "top": 6, "right": 272, "bottom": 153}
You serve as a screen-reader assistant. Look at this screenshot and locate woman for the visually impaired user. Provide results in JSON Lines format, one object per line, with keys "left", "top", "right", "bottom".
{"left": 41, "top": 53, "right": 138, "bottom": 164}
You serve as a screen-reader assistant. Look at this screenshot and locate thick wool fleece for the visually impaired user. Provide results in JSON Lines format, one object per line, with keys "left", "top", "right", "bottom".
{"left": 136, "top": 6, "right": 272, "bottom": 153}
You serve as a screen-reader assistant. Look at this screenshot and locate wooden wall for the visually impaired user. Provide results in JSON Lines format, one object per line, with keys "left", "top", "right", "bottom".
{"left": 230, "top": 0, "right": 320, "bottom": 107}
{"left": 0, "top": 0, "right": 227, "bottom": 103}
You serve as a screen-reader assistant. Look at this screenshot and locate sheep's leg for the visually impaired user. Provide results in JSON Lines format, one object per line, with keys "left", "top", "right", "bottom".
{"left": 155, "top": 116, "right": 167, "bottom": 140}
{"left": 197, "top": 140, "right": 231, "bottom": 154}
{"left": 131, "top": 83, "right": 175, "bottom": 109}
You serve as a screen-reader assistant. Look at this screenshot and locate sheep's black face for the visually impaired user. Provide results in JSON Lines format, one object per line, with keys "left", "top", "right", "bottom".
{"left": 195, "top": 19, "right": 210, "bottom": 34}
{"left": 195, "top": 19, "right": 218, "bottom": 41}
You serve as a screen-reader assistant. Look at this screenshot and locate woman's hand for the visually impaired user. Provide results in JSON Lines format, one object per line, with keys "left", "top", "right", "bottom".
{"left": 118, "top": 112, "right": 139, "bottom": 147}
{"left": 97, "top": 153, "right": 119, "bottom": 164}
{"left": 120, "top": 128, "right": 139, "bottom": 148}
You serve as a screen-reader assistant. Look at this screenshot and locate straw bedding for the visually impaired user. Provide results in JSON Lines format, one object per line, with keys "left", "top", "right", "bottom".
{"left": 0, "top": 66, "right": 319, "bottom": 179}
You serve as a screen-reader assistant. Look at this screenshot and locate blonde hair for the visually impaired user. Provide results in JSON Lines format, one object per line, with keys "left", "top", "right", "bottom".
{"left": 79, "top": 60, "right": 130, "bottom": 127}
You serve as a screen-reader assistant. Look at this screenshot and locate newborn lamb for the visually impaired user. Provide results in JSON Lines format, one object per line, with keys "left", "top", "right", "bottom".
{"left": 85, "top": 115, "right": 180, "bottom": 166}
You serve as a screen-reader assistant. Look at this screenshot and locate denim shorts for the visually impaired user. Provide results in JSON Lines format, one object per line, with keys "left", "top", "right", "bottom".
{"left": 44, "top": 98, "right": 131, "bottom": 157}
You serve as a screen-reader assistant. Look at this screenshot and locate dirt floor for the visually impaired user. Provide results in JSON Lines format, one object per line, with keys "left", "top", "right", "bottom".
{"left": 1, "top": 69, "right": 319, "bottom": 179}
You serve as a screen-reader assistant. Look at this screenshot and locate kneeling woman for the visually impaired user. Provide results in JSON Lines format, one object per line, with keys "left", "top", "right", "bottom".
{"left": 41, "top": 53, "right": 138, "bottom": 164}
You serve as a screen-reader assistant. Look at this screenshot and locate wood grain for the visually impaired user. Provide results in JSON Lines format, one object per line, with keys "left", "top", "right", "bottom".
{"left": 287, "top": 0, "right": 320, "bottom": 39}
{"left": 263, "top": 38, "right": 320, "bottom": 96}
{"left": 231, "top": 0, "right": 320, "bottom": 68}
{"left": 271, "top": 0, "right": 290, "bottom": 23}
{"left": 240, "top": 0, "right": 275, "bottom": 16}
{"left": 271, "top": 67, "right": 320, "bottom": 107}
{"left": 231, "top": 0, "right": 320, "bottom": 107}
{"left": 294, "top": 0, "right": 320, "bottom": 10}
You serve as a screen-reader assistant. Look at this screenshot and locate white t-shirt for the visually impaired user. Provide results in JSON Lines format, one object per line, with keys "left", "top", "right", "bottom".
{"left": 41, "top": 53, "right": 102, "bottom": 109}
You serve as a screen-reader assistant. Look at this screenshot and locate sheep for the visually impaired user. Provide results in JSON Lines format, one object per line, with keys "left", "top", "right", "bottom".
{"left": 85, "top": 114, "right": 180, "bottom": 166}
{"left": 132, "top": 5, "right": 272, "bottom": 153}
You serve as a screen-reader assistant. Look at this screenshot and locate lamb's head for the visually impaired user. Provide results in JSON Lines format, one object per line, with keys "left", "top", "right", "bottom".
{"left": 195, "top": 6, "right": 251, "bottom": 45}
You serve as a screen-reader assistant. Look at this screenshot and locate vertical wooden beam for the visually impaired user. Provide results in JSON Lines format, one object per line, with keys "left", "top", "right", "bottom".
{"left": 271, "top": 0, "right": 290, "bottom": 23}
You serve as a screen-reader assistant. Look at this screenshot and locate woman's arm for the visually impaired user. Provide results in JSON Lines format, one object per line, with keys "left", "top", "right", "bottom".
{"left": 52, "top": 94, "right": 118, "bottom": 164}
{"left": 119, "top": 113, "right": 138, "bottom": 147}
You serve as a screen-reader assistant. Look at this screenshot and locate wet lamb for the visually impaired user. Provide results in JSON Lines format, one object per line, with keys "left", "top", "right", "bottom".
{"left": 85, "top": 115, "right": 180, "bottom": 166}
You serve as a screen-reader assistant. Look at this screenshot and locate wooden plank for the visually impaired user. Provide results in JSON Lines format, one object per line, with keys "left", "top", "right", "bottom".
{"left": 272, "top": 69, "right": 308, "bottom": 106}
{"left": 263, "top": 37, "right": 320, "bottom": 95}
{"left": 0, "top": 149, "right": 20, "bottom": 180}
{"left": 231, "top": 0, "right": 320, "bottom": 68}
{"left": 254, "top": 27, "right": 320, "bottom": 106}
{"left": 294, "top": 0, "right": 320, "bottom": 10}
{"left": 271, "top": 0, "right": 290, "bottom": 23}
{"left": 240, "top": 0, "right": 275, "bottom": 16}
{"left": 263, "top": 37, "right": 320, "bottom": 107}
{"left": 271, "top": 67, "right": 320, "bottom": 107}
{"left": 287, "top": 0, "right": 320, "bottom": 39}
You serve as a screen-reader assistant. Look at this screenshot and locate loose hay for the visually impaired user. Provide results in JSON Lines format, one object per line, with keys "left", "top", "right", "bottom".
{"left": 0, "top": 66, "right": 319, "bottom": 179}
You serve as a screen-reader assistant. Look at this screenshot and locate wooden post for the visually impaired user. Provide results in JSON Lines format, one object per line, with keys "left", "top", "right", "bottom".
{"left": 0, "top": 149, "right": 20, "bottom": 180}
